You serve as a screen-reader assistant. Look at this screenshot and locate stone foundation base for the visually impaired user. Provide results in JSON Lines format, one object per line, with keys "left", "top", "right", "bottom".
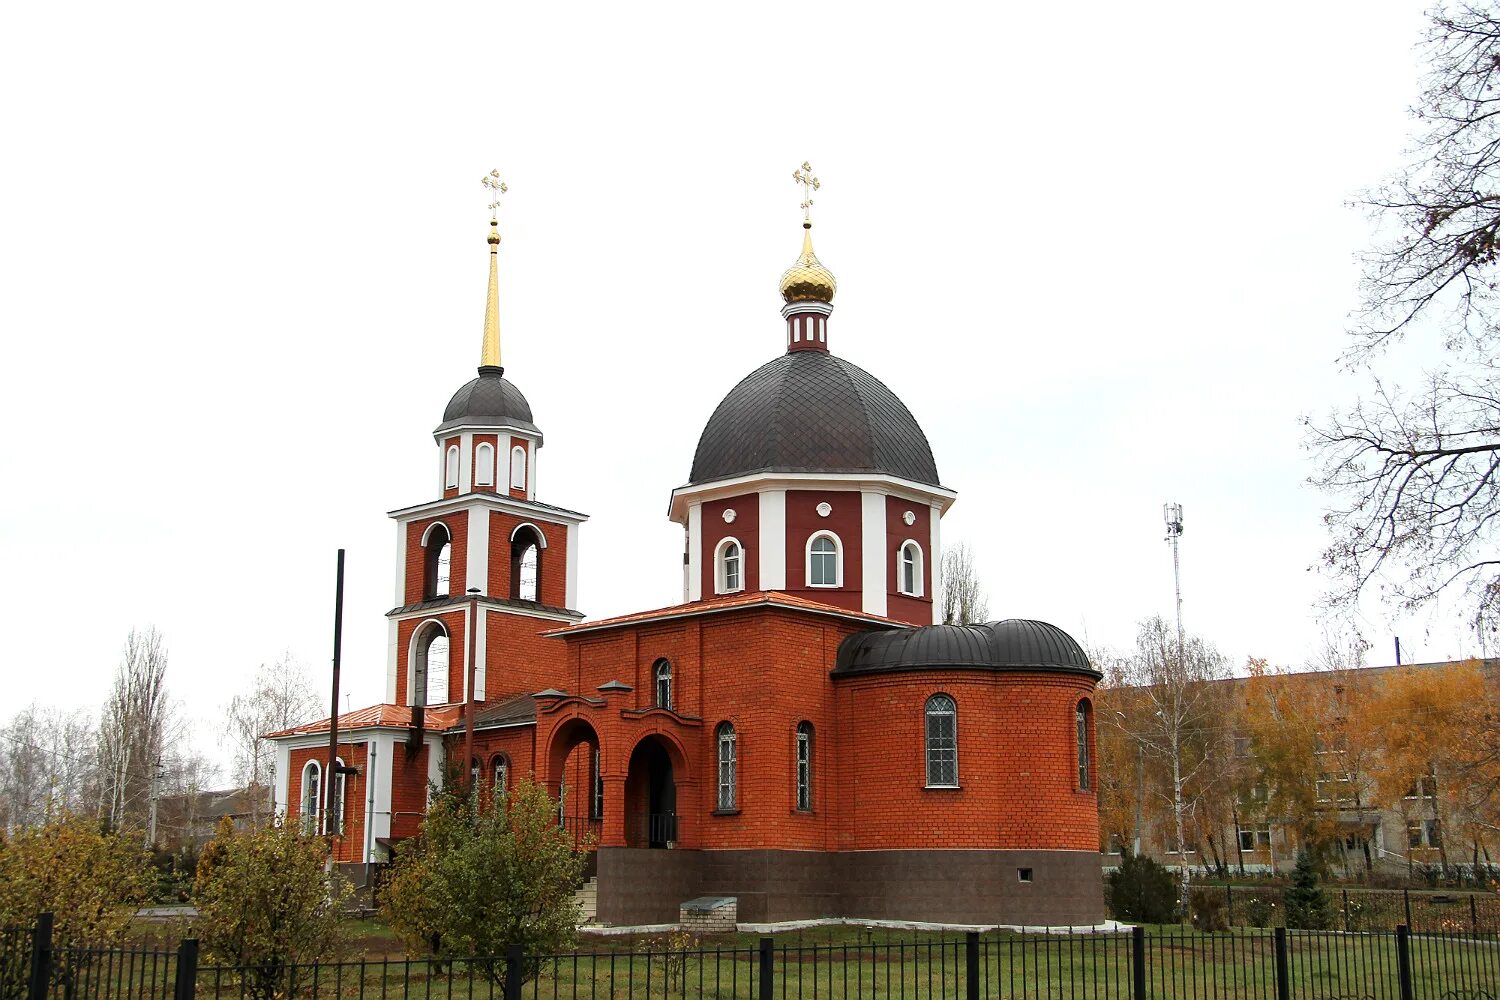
{"left": 596, "top": 848, "right": 1102, "bottom": 927}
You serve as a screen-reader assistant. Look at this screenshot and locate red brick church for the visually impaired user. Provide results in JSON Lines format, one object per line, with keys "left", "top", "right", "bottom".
{"left": 268, "top": 172, "right": 1104, "bottom": 926}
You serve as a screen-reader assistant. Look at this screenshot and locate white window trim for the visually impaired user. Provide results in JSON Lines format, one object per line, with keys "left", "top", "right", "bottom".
{"left": 509, "top": 522, "right": 550, "bottom": 548}
{"left": 924, "top": 694, "right": 959, "bottom": 788}
{"left": 715, "top": 536, "right": 745, "bottom": 595}
{"left": 419, "top": 520, "right": 451, "bottom": 548}
{"left": 300, "top": 760, "right": 322, "bottom": 832}
{"left": 655, "top": 658, "right": 672, "bottom": 710}
{"left": 805, "top": 530, "right": 843, "bottom": 588}
{"left": 510, "top": 445, "right": 527, "bottom": 490}
{"left": 407, "top": 619, "right": 450, "bottom": 707}
{"left": 898, "top": 539, "right": 924, "bottom": 597}
{"left": 445, "top": 445, "right": 460, "bottom": 489}
{"left": 716, "top": 723, "right": 737, "bottom": 811}
{"left": 475, "top": 442, "right": 496, "bottom": 487}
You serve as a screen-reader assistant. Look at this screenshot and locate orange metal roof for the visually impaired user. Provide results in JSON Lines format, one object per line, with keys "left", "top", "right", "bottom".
{"left": 541, "top": 590, "right": 906, "bottom": 637}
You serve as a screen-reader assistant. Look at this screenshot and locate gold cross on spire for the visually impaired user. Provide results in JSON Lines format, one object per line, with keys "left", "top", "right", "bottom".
{"left": 482, "top": 168, "right": 508, "bottom": 221}
{"left": 792, "top": 161, "right": 820, "bottom": 224}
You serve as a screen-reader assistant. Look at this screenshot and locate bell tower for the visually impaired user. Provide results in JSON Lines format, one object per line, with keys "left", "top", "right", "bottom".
{"left": 383, "top": 170, "right": 587, "bottom": 718}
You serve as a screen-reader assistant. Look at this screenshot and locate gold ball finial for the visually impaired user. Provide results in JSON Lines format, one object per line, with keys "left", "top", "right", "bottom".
{"left": 780, "top": 162, "right": 835, "bottom": 303}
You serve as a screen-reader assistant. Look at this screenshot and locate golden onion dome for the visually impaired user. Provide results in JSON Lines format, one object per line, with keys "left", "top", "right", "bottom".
{"left": 779, "top": 223, "right": 836, "bottom": 304}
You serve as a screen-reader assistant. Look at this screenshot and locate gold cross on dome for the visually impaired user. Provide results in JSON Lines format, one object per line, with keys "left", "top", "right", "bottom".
{"left": 481, "top": 169, "right": 508, "bottom": 220}
{"left": 792, "top": 161, "right": 820, "bottom": 222}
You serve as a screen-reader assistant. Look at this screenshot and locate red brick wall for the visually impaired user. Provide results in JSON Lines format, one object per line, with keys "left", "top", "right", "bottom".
{"left": 487, "top": 511, "right": 568, "bottom": 607}
{"left": 885, "top": 497, "right": 933, "bottom": 625}
{"left": 389, "top": 741, "right": 432, "bottom": 841}
{"left": 700, "top": 494, "right": 758, "bottom": 597}
{"left": 404, "top": 512, "right": 468, "bottom": 606}
{"left": 835, "top": 671, "right": 1099, "bottom": 851}
{"left": 784, "top": 490, "right": 861, "bottom": 611}
{"left": 288, "top": 742, "right": 368, "bottom": 863}
{"left": 482, "top": 608, "right": 570, "bottom": 703}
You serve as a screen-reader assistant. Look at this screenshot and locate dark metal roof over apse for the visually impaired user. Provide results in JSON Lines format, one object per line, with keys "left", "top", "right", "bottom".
{"left": 689, "top": 351, "right": 941, "bottom": 487}
{"left": 437, "top": 366, "right": 540, "bottom": 435}
{"left": 834, "top": 619, "right": 1099, "bottom": 678}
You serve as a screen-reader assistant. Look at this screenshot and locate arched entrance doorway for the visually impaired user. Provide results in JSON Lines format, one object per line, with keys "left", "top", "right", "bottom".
{"left": 626, "top": 735, "right": 677, "bottom": 848}
{"left": 546, "top": 717, "right": 602, "bottom": 849}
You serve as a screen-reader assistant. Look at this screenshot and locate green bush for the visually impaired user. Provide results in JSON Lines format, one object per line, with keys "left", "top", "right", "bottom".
{"left": 1189, "top": 887, "right": 1229, "bottom": 931}
{"left": 1243, "top": 895, "right": 1275, "bottom": 928}
{"left": 1106, "top": 854, "right": 1181, "bottom": 924}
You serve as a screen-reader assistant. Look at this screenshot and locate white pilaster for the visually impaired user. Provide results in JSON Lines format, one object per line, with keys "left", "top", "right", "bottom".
{"left": 371, "top": 733, "right": 394, "bottom": 851}
{"left": 528, "top": 441, "right": 538, "bottom": 501}
{"left": 273, "top": 742, "right": 291, "bottom": 819}
{"left": 426, "top": 734, "right": 446, "bottom": 798}
{"left": 467, "top": 506, "right": 489, "bottom": 593}
{"left": 759, "top": 489, "right": 787, "bottom": 591}
{"left": 687, "top": 503, "right": 703, "bottom": 602}
{"left": 394, "top": 518, "right": 408, "bottom": 606}
{"left": 930, "top": 502, "right": 943, "bottom": 624}
{"left": 565, "top": 522, "right": 580, "bottom": 609}
{"left": 459, "top": 432, "right": 474, "bottom": 493}
{"left": 474, "top": 606, "right": 487, "bottom": 701}
{"left": 861, "top": 490, "right": 888, "bottom": 617}
{"left": 385, "top": 619, "right": 399, "bottom": 703}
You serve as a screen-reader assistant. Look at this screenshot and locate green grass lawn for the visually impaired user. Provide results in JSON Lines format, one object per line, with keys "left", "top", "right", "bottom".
{"left": 97, "top": 926, "right": 1485, "bottom": 1000}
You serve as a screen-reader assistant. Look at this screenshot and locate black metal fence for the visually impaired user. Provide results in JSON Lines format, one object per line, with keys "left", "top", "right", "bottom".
{"left": 1211, "top": 884, "right": 1500, "bottom": 934}
{"left": 13, "top": 915, "right": 1500, "bottom": 1000}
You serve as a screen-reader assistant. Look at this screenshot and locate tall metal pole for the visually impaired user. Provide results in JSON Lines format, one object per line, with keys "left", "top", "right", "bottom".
{"left": 1163, "top": 503, "right": 1185, "bottom": 659}
{"left": 325, "top": 549, "right": 345, "bottom": 836}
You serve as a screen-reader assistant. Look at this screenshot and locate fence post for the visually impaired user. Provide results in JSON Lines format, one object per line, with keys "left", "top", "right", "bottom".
{"left": 26, "top": 913, "right": 53, "bottom": 1000}
{"left": 758, "top": 937, "right": 773, "bottom": 1000}
{"left": 503, "top": 943, "right": 522, "bottom": 1000}
{"left": 1403, "top": 888, "right": 1413, "bottom": 930}
{"left": 1395, "top": 925, "right": 1413, "bottom": 1000}
{"left": 965, "top": 932, "right": 979, "bottom": 1000}
{"left": 1273, "top": 927, "right": 1290, "bottom": 1000}
{"left": 173, "top": 939, "right": 198, "bottom": 1000}
{"left": 1131, "top": 925, "right": 1146, "bottom": 1000}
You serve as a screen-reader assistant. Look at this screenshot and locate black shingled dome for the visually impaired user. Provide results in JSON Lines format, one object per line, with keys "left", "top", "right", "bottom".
{"left": 689, "top": 352, "right": 940, "bottom": 487}
{"left": 833, "top": 619, "right": 1098, "bottom": 678}
{"left": 437, "top": 365, "right": 540, "bottom": 435}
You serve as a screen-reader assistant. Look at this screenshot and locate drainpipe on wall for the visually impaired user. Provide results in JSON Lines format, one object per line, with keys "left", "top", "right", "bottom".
{"left": 364, "top": 739, "right": 378, "bottom": 864}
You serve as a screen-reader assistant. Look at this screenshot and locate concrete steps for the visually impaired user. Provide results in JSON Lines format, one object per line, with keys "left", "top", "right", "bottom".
{"left": 574, "top": 876, "right": 598, "bottom": 924}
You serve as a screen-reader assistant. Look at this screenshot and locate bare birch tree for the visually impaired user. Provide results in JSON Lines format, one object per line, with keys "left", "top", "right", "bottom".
{"left": 0, "top": 705, "right": 100, "bottom": 831}
{"left": 940, "top": 542, "right": 989, "bottom": 625}
{"left": 222, "top": 654, "right": 319, "bottom": 822}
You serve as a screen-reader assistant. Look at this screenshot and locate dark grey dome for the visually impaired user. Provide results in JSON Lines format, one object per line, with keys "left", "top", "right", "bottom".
{"left": 833, "top": 619, "right": 1097, "bottom": 678}
{"left": 689, "top": 352, "right": 940, "bottom": 487}
{"left": 437, "top": 366, "right": 540, "bottom": 435}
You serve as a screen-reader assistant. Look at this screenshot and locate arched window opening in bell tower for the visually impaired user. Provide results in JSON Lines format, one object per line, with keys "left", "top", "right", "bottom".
{"left": 475, "top": 442, "right": 495, "bottom": 487}
{"left": 655, "top": 658, "right": 672, "bottom": 710}
{"left": 412, "top": 621, "right": 450, "bottom": 707}
{"left": 510, "top": 524, "right": 545, "bottom": 602}
{"left": 510, "top": 446, "right": 527, "bottom": 490}
{"left": 423, "top": 523, "right": 453, "bottom": 599}
{"left": 445, "top": 445, "right": 460, "bottom": 489}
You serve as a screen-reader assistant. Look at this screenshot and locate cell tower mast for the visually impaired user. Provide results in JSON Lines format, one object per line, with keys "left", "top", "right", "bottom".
{"left": 1163, "top": 502, "right": 1185, "bottom": 659}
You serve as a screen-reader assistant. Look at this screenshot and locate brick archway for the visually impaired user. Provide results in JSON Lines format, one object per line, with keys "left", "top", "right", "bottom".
{"left": 545, "top": 715, "right": 601, "bottom": 848}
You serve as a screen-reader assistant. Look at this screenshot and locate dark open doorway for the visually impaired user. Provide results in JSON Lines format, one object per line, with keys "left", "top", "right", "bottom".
{"left": 626, "top": 736, "right": 677, "bottom": 848}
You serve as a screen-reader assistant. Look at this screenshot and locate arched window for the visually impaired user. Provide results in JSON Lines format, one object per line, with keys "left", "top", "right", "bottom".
{"left": 807, "top": 532, "right": 842, "bottom": 588}
{"left": 899, "top": 541, "right": 924, "bottom": 597}
{"left": 412, "top": 623, "right": 449, "bottom": 706}
{"left": 654, "top": 658, "right": 672, "bottom": 710}
{"left": 925, "top": 695, "right": 958, "bottom": 787}
{"left": 510, "top": 446, "right": 527, "bottom": 490}
{"left": 716, "top": 722, "right": 737, "bottom": 811}
{"left": 423, "top": 523, "right": 452, "bottom": 599}
{"left": 475, "top": 442, "right": 496, "bottom": 486}
{"left": 796, "top": 722, "right": 813, "bottom": 811}
{"left": 716, "top": 538, "right": 743, "bottom": 594}
{"left": 492, "top": 754, "right": 509, "bottom": 795}
{"left": 445, "top": 445, "right": 460, "bottom": 489}
{"left": 510, "top": 525, "right": 543, "bottom": 602}
{"left": 1076, "top": 700, "right": 1091, "bottom": 790}
{"left": 327, "top": 757, "right": 347, "bottom": 835}
{"left": 469, "top": 756, "right": 482, "bottom": 793}
{"left": 300, "top": 760, "right": 321, "bottom": 834}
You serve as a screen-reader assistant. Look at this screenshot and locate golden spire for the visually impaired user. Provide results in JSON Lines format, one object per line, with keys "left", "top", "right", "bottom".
{"left": 779, "top": 162, "right": 836, "bottom": 304}
{"left": 480, "top": 169, "right": 508, "bottom": 371}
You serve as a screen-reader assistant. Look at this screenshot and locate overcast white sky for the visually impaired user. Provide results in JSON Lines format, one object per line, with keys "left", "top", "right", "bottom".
{"left": 0, "top": 1, "right": 1473, "bottom": 774}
